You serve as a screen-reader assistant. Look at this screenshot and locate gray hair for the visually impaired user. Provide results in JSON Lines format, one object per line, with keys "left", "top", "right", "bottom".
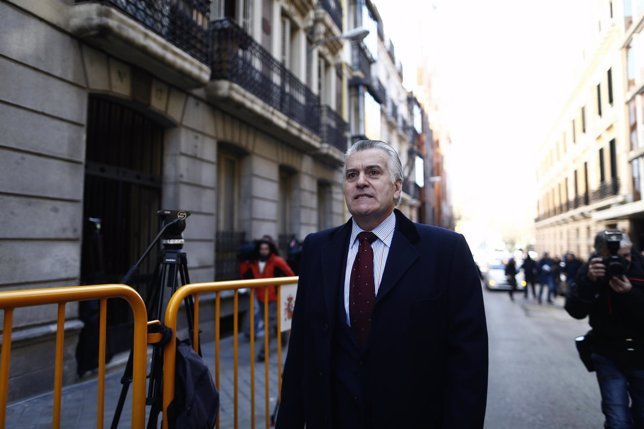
{"left": 621, "top": 234, "right": 633, "bottom": 249}
{"left": 345, "top": 140, "right": 403, "bottom": 204}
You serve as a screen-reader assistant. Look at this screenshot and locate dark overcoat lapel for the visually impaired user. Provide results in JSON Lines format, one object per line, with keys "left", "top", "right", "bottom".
{"left": 321, "top": 219, "right": 352, "bottom": 327}
{"left": 320, "top": 210, "right": 423, "bottom": 315}
{"left": 376, "top": 210, "right": 420, "bottom": 303}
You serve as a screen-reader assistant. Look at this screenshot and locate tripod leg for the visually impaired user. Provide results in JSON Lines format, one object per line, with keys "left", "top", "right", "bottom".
{"left": 178, "top": 254, "right": 199, "bottom": 353}
{"left": 146, "top": 345, "right": 165, "bottom": 429}
{"left": 110, "top": 349, "right": 135, "bottom": 429}
{"left": 145, "top": 262, "right": 176, "bottom": 428}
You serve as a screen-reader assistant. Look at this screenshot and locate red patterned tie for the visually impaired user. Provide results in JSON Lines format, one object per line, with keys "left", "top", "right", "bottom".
{"left": 350, "top": 231, "right": 377, "bottom": 347}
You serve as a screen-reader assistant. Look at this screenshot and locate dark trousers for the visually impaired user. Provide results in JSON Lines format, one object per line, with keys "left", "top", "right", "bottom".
{"left": 524, "top": 279, "right": 537, "bottom": 299}
{"left": 592, "top": 352, "right": 644, "bottom": 428}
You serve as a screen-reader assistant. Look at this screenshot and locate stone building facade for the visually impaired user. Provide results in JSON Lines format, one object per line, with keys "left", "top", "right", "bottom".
{"left": 1, "top": 0, "right": 431, "bottom": 399}
{"left": 535, "top": 0, "right": 644, "bottom": 259}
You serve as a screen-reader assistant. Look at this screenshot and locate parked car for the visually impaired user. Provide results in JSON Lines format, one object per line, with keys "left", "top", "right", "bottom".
{"left": 481, "top": 260, "right": 527, "bottom": 292}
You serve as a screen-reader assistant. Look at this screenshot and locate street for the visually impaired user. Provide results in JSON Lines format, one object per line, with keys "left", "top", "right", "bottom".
{"left": 484, "top": 288, "right": 603, "bottom": 428}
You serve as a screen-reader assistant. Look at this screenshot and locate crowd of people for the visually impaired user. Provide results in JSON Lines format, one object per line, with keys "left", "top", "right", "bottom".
{"left": 504, "top": 251, "right": 584, "bottom": 304}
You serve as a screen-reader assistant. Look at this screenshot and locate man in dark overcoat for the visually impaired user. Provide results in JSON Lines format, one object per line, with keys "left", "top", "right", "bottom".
{"left": 276, "top": 140, "right": 488, "bottom": 428}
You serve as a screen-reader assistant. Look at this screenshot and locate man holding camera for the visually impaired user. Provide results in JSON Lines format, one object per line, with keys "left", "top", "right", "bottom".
{"left": 565, "top": 230, "right": 644, "bottom": 429}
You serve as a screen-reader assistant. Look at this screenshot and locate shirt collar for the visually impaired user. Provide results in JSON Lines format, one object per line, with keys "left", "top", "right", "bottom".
{"left": 350, "top": 211, "right": 396, "bottom": 248}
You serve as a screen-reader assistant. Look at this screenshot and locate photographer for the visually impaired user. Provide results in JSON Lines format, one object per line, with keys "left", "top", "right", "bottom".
{"left": 565, "top": 230, "right": 644, "bottom": 429}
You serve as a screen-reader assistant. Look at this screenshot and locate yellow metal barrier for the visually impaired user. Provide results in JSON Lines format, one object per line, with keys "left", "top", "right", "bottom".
{"left": 0, "top": 284, "right": 148, "bottom": 429}
{"left": 162, "top": 276, "right": 299, "bottom": 429}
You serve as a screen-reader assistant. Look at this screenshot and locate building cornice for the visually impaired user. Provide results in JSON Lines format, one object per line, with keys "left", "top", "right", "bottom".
{"left": 68, "top": 4, "right": 210, "bottom": 89}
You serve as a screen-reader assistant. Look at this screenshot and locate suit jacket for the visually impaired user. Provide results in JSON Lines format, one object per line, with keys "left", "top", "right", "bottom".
{"left": 276, "top": 210, "right": 488, "bottom": 429}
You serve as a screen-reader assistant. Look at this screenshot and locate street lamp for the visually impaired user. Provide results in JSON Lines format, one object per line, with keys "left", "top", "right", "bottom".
{"left": 314, "top": 27, "right": 370, "bottom": 47}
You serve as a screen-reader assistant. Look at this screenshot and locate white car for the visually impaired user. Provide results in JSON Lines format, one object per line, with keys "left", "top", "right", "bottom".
{"left": 481, "top": 260, "right": 526, "bottom": 291}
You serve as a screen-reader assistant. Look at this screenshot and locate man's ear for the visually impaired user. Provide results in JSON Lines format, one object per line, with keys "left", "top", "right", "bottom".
{"left": 394, "top": 180, "right": 402, "bottom": 198}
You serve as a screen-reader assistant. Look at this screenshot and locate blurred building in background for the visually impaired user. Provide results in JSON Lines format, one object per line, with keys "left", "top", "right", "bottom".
{"left": 535, "top": 0, "right": 644, "bottom": 259}
{"left": 412, "top": 66, "right": 454, "bottom": 230}
{"left": 1, "top": 0, "right": 442, "bottom": 400}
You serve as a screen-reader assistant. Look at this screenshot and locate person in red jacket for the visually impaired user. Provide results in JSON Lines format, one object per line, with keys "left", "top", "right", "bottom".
{"left": 240, "top": 235, "right": 295, "bottom": 361}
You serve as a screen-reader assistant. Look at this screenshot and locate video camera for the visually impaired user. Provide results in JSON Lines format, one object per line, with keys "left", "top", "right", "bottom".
{"left": 158, "top": 209, "right": 190, "bottom": 249}
{"left": 602, "top": 230, "right": 628, "bottom": 279}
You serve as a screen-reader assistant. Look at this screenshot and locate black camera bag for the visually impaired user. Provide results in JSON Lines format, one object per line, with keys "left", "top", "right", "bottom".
{"left": 575, "top": 330, "right": 595, "bottom": 372}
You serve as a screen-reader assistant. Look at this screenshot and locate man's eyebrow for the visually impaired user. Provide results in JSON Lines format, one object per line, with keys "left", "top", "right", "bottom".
{"left": 346, "top": 164, "right": 383, "bottom": 170}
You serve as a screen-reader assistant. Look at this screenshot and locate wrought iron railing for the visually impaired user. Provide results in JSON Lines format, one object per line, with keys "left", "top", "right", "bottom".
{"left": 407, "top": 124, "right": 419, "bottom": 143}
{"left": 215, "top": 230, "right": 247, "bottom": 281}
{"left": 351, "top": 43, "right": 373, "bottom": 81}
{"left": 571, "top": 196, "right": 580, "bottom": 209}
{"left": 319, "top": 0, "right": 343, "bottom": 30}
{"left": 401, "top": 118, "right": 416, "bottom": 141}
{"left": 75, "top": 0, "right": 210, "bottom": 63}
{"left": 390, "top": 103, "right": 398, "bottom": 123}
{"left": 321, "top": 105, "right": 348, "bottom": 153}
{"left": 209, "top": 18, "right": 321, "bottom": 135}
{"left": 368, "top": 78, "right": 386, "bottom": 104}
{"left": 400, "top": 117, "right": 408, "bottom": 133}
{"left": 591, "top": 178, "right": 620, "bottom": 202}
{"left": 403, "top": 178, "right": 419, "bottom": 199}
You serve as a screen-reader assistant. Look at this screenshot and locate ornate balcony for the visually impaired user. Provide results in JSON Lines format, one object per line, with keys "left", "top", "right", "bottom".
{"left": 70, "top": 0, "right": 210, "bottom": 88}
{"left": 369, "top": 78, "right": 386, "bottom": 104}
{"left": 349, "top": 42, "right": 387, "bottom": 104}
{"left": 403, "top": 178, "right": 419, "bottom": 200}
{"left": 390, "top": 103, "right": 398, "bottom": 124}
{"left": 591, "top": 178, "right": 620, "bottom": 202}
{"left": 350, "top": 42, "right": 374, "bottom": 85}
{"left": 207, "top": 19, "right": 321, "bottom": 150}
{"left": 319, "top": 0, "right": 343, "bottom": 30}
{"left": 319, "top": 105, "right": 348, "bottom": 164}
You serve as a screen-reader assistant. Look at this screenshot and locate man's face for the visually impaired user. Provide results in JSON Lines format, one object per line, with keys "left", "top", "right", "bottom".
{"left": 343, "top": 148, "right": 402, "bottom": 230}
{"left": 599, "top": 246, "right": 632, "bottom": 268}
{"left": 618, "top": 247, "right": 632, "bottom": 267}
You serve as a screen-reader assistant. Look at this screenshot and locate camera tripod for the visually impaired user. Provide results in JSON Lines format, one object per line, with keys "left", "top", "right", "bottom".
{"left": 111, "top": 210, "right": 197, "bottom": 429}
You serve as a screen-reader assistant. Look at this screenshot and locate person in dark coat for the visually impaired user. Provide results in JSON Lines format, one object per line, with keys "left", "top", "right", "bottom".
{"left": 565, "top": 230, "right": 644, "bottom": 428}
{"left": 537, "top": 252, "right": 556, "bottom": 304}
{"left": 505, "top": 257, "right": 519, "bottom": 301}
{"left": 520, "top": 253, "right": 538, "bottom": 299}
{"left": 276, "top": 140, "right": 488, "bottom": 429}
{"left": 563, "top": 252, "right": 583, "bottom": 291}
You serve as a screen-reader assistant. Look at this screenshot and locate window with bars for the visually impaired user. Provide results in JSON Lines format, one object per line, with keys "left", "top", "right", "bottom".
{"left": 81, "top": 96, "right": 165, "bottom": 353}
{"left": 216, "top": 149, "right": 246, "bottom": 281}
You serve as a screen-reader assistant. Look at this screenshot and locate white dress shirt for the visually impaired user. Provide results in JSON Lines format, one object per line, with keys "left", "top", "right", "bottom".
{"left": 343, "top": 211, "right": 396, "bottom": 325}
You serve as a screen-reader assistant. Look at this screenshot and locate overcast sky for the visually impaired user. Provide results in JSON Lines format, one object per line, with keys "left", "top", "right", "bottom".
{"left": 374, "top": 0, "right": 590, "bottom": 252}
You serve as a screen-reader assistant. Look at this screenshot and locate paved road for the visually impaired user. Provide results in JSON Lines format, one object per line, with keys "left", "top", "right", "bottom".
{"left": 483, "top": 288, "right": 603, "bottom": 428}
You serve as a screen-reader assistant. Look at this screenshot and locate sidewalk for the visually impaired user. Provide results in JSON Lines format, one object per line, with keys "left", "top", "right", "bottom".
{"left": 6, "top": 334, "right": 284, "bottom": 428}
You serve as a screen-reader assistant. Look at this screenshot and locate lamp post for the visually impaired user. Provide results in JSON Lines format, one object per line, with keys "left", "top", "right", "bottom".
{"left": 314, "top": 27, "right": 370, "bottom": 47}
